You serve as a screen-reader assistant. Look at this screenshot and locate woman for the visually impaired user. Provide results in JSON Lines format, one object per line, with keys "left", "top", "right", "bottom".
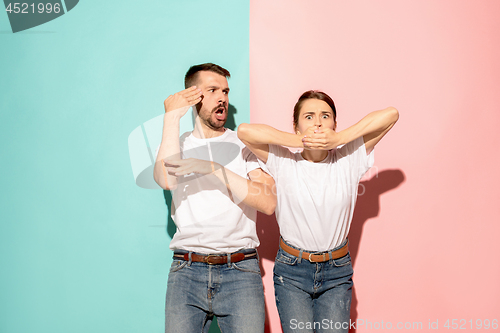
{"left": 237, "top": 91, "right": 398, "bottom": 333}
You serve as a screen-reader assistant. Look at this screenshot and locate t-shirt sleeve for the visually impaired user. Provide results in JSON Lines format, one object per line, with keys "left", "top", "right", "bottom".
{"left": 264, "top": 144, "right": 294, "bottom": 179}
{"left": 242, "top": 146, "right": 261, "bottom": 175}
{"left": 336, "top": 136, "right": 375, "bottom": 181}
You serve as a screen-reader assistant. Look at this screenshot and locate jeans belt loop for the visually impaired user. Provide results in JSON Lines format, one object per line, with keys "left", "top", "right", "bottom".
{"left": 328, "top": 250, "right": 333, "bottom": 263}
{"left": 298, "top": 249, "right": 303, "bottom": 263}
{"left": 227, "top": 253, "right": 231, "bottom": 267}
{"left": 188, "top": 252, "right": 192, "bottom": 266}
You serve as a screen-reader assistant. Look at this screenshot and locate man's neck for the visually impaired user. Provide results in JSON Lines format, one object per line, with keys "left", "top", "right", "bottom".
{"left": 192, "top": 122, "right": 226, "bottom": 139}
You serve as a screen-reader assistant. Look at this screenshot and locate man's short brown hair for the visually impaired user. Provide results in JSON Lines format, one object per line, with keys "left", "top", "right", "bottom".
{"left": 184, "top": 63, "right": 231, "bottom": 88}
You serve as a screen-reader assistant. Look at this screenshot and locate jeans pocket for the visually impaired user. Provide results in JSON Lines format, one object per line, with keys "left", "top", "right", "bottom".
{"left": 331, "top": 253, "right": 352, "bottom": 267}
{"left": 232, "top": 259, "right": 261, "bottom": 275}
{"left": 169, "top": 260, "right": 187, "bottom": 273}
{"left": 275, "top": 249, "right": 298, "bottom": 266}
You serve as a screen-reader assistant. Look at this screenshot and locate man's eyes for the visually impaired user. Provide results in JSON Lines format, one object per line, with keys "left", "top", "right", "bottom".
{"left": 206, "top": 89, "right": 229, "bottom": 95}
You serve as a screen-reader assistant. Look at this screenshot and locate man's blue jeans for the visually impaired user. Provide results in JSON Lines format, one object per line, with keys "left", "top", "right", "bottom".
{"left": 165, "top": 249, "right": 265, "bottom": 333}
{"left": 273, "top": 240, "right": 353, "bottom": 333}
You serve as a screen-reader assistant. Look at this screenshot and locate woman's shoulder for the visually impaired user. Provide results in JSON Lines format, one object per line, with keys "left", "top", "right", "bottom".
{"left": 269, "top": 144, "right": 300, "bottom": 160}
{"left": 334, "top": 137, "right": 365, "bottom": 159}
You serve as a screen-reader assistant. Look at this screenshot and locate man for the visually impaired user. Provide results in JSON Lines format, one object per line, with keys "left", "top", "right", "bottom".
{"left": 153, "top": 63, "right": 276, "bottom": 333}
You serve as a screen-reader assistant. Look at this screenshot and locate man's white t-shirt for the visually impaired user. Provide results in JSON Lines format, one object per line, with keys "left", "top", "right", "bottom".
{"left": 264, "top": 136, "right": 374, "bottom": 252}
{"left": 168, "top": 129, "right": 261, "bottom": 254}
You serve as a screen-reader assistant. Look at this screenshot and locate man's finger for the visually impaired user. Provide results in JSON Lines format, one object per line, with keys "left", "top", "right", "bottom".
{"left": 174, "top": 165, "right": 196, "bottom": 176}
{"left": 183, "top": 91, "right": 203, "bottom": 105}
{"left": 180, "top": 86, "right": 198, "bottom": 94}
{"left": 164, "top": 159, "right": 185, "bottom": 167}
{"left": 191, "top": 97, "right": 202, "bottom": 104}
{"left": 182, "top": 88, "right": 202, "bottom": 99}
{"left": 165, "top": 167, "right": 179, "bottom": 175}
{"left": 184, "top": 88, "right": 202, "bottom": 97}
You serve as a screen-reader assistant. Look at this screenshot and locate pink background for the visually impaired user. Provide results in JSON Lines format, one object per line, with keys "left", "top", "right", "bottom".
{"left": 250, "top": 1, "right": 500, "bottom": 332}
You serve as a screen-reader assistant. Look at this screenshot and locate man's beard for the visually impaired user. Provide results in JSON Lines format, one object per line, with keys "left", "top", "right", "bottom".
{"left": 198, "top": 105, "right": 227, "bottom": 130}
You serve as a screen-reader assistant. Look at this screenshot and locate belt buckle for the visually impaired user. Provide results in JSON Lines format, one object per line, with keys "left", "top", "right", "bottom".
{"left": 205, "top": 255, "right": 219, "bottom": 265}
{"left": 308, "top": 251, "right": 324, "bottom": 263}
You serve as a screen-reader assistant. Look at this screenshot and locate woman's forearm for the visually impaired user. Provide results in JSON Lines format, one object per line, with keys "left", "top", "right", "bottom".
{"left": 301, "top": 107, "right": 399, "bottom": 151}
{"left": 337, "top": 107, "right": 399, "bottom": 145}
{"left": 237, "top": 123, "right": 303, "bottom": 147}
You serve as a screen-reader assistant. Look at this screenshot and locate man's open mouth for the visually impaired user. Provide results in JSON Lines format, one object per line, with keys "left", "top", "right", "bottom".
{"left": 214, "top": 106, "right": 226, "bottom": 120}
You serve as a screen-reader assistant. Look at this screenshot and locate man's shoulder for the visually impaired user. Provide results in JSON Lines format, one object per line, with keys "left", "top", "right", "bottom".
{"left": 179, "top": 131, "right": 194, "bottom": 150}
{"left": 179, "top": 131, "right": 193, "bottom": 141}
{"left": 222, "top": 128, "right": 241, "bottom": 142}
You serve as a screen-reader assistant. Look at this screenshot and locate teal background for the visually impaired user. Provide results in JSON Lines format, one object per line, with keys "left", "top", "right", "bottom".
{"left": 0, "top": 1, "right": 249, "bottom": 332}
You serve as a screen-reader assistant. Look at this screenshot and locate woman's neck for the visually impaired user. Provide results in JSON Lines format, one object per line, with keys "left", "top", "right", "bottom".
{"left": 301, "top": 149, "right": 328, "bottom": 162}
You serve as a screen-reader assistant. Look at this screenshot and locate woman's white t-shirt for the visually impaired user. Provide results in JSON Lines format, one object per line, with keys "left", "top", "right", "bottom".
{"left": 264, "top": 136, "right": 374, "bottom": 252}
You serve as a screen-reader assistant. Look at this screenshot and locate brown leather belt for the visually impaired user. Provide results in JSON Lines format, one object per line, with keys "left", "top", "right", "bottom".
{"left": 173, "top": 250, "right": 257, "bottom": 265}
{"left": 280, "top": 238, "right": 349, "bottom": 263}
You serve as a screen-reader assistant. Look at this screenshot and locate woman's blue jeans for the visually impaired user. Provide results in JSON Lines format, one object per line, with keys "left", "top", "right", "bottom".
{"left": 165, "top": 249, "right": 265, "bottom": 333}
{"left": 273, "top": 240, "right": 353, "bottom": 333}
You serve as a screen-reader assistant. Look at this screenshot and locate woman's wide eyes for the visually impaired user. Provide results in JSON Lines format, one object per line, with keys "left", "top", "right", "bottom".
{"left": 305, "top": 114, "right": 329, "bottom": 120}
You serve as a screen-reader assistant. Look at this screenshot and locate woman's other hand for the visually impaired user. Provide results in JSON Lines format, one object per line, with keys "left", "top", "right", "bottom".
{"left": 302, "top": 126, "right": 342, "bottom": 150}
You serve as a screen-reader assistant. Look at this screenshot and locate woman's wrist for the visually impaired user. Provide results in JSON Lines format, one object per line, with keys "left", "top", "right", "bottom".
{"left": 334, "top": 130, "right": 348, "bottom": 147}
{"left": 292, "top": 133, "right": 306, "bottom": 148}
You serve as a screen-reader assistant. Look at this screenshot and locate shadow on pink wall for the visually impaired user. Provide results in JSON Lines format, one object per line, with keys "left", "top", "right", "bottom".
{"left": 349, "top": 169, "right": 405, "bottom": 333}
{"left": 256, "top": 168, "right": 405, "bottom": 333}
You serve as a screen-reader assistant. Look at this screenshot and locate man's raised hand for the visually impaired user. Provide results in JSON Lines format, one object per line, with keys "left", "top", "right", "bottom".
{"left": 164, "top": 86, "right": 203, "bottom": 117}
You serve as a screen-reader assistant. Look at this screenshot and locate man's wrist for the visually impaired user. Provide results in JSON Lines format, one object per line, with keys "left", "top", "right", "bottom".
{"left": 164, "top": 111, "right": 183, "bottom": 123}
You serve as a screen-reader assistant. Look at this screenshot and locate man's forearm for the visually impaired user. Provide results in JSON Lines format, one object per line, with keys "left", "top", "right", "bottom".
{"left": 153, "top": 113, "right": 182, "bottom": 190}
{"left": 212, "top": 166, "right": 276, "bottom": 215}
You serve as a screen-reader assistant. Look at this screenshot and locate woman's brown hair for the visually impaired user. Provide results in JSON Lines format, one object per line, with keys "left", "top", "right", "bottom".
{"left": 293, "top": 90, "right": 337, "bottom": 130}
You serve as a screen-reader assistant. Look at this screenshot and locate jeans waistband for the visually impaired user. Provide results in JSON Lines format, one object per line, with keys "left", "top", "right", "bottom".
{"left": 279, "top": 237, "right": 349, "bottom": 263}
{"left": 173, "top": 248, "right": 258, "bottom": 265}
{"left": 280, "top": 237, "right": 348, "bottom": 254}
{"left": 173, "top": 248, "right": 257, "bottom": 256}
